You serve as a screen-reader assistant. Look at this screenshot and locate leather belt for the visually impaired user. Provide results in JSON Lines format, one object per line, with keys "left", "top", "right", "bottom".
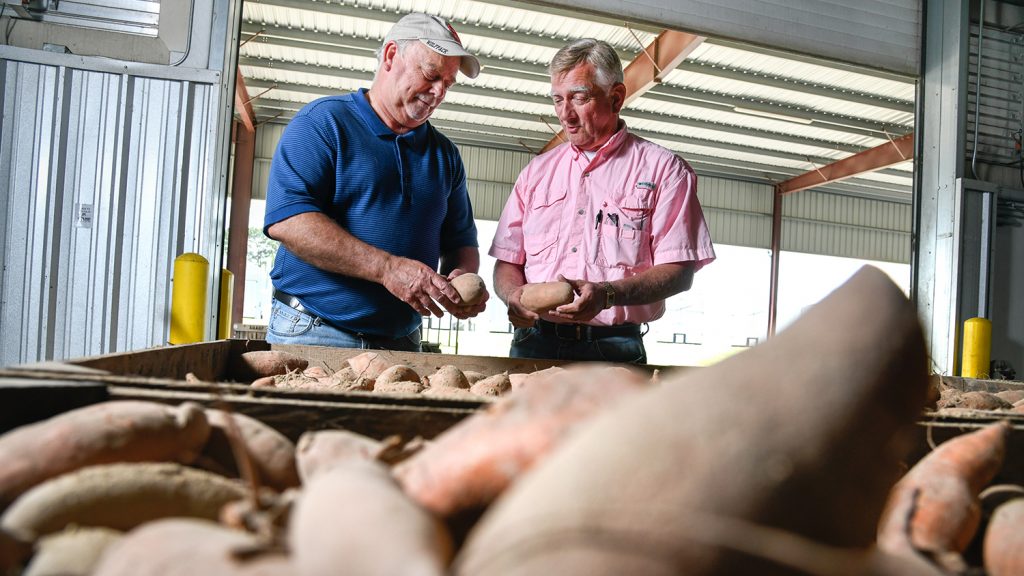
{"left": 272, "top": 289, "right": 415, "bottom": 345}
{"left": 535, "top": 319, "right": 641, "bottom": 342}
{"left": 273, "top": 289, "right": 319, "bottom": 319}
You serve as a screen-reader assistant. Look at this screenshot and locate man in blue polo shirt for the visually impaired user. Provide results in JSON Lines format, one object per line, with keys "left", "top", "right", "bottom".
{"left": 263, "top": 13, "right": 487, "bottom": 352}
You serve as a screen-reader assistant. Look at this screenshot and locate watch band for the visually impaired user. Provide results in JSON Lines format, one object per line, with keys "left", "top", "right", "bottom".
{"left": 600, "top": 281, "right": 616, "bottom": 309}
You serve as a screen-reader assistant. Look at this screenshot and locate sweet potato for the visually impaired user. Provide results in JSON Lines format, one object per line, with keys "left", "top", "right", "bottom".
{"left": 302, "top": 366, "right": 329, "bottom": 379}
{"left": 520, "top": 281, "right": 574, "bottom": 313}
{"left": 0, "top": 401, "right": 210, "bottom": 511}
{"left": 983, "top": 497, "right": 1024, "bottom": 576}
{"left": 295, "top": 430, "right": 385, "bottom": 483}
{"left": 451, "top": 273, "right": 488, "bottom": 306}
{"left": 395, "top": 364, "right": 648, "bottom": 517}
{"left": 422, "top": 386, "right": 478, "bottom": 399}
{"left": 938, "top": 391, "right": 1013, "bottom": 411}
{"left": 346, "top": 352, "right": 391, "bottom": 380}
{"left": 230, "top": 350, "right": 308, "bottom": 381}
{"left": 289, "top": 461, "right": 452, "bottom": 576}
{"left": 994, "top": 389, "right": 1024, "bottom": 405}
{"left": 1, "top": 462, "right": 247, "bottom": 540}
{"left": 877, "top": 421, "right": 1011, "bottom": 568}
{"left": 427, "top": 365, "right": 470, "bottom": 389}
{"left": 455, "top": 266, "right": 931, "bottom": 575}
{"left": 199, "top": 410, "right": 300, "bottom": 491}
{"left": 92, "top": 518, "right": 291, "bottom": 576}
{"left": 23, "top": 526, "right": 122, "bottom": 576}
{"left": 469, "top": 372, "right": 511, "bottom": 397}
{"left": 375, "top": 364, "right": 421, "bottom": 386}
{"left": 374, "top": 381, "right": 426, "bottom": 395}
{"left": 463, "top": 371, "right": 487, "bottom": 385}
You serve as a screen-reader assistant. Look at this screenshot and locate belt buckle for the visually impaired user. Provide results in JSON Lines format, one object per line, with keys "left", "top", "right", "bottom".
{"left": 575, "top": 324, "right": 582, "bottom": 340}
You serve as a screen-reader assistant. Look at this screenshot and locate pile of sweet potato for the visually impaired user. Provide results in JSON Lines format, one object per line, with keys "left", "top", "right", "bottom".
{"left": 0, "top": 265, "right": 1022, "bottom": 575}
{"left": 235, "top": 349, "right": 517, "bottom": 399}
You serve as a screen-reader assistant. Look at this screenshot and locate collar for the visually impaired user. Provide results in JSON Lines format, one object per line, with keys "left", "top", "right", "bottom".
{"left": 354, "top": 88, "right": 429, "bottom": 144}
{"left": 570, "top": 120, "right": 629, "bottom": 162}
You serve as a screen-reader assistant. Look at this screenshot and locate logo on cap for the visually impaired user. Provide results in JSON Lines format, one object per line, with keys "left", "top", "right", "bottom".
{"left": 426, "top": 40, "right": 449, "bottom": 54}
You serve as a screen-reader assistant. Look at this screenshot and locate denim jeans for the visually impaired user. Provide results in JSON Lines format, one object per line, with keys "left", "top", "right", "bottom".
{"left": 509, "top": 326, "right": 647, "bottom": 364}
{"left": 265, "top": 299, "right": 421, "bottom": 352}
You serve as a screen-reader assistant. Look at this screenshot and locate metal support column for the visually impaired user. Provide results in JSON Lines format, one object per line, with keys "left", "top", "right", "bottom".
{"left": 914, "top": 0, "right": 971, "bottom": 375}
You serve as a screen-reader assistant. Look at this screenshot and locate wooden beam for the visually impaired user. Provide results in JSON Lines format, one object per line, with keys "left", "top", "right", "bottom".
{"left": 227, "top": 121, "right": 256, "bottom": 329}
{"left": 776, "top": 132, "right": 915, "bottom": 195}
{"left": 235, "top": 69, "right": 256, "bottom": 133}
{"left": 540, "top": 30, "right": 705, "bottom": 153}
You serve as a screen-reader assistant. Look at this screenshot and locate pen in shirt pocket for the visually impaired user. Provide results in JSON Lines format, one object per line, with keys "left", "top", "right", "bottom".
{"left": 595, "top": 209, "right": 603, "bottom": 229}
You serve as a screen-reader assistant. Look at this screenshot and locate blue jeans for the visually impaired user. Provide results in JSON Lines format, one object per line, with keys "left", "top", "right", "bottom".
{"left": 509, "top": 326, "right": 647, "bottom": 364}
{"left": 265, "top": 299, "right": 421, "bottom": 352}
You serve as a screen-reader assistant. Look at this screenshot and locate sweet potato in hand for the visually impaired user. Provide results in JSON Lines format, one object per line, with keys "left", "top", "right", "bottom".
{"left": 520, "top": 281, "right": 574, "bottom": 313}
{"left": 450, "top": 273, "right": 488, "bottom": 306}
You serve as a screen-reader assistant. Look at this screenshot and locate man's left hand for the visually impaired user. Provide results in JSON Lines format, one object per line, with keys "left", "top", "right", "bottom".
{"left": 549, "top": 275, "right": 604, "bottom": 323}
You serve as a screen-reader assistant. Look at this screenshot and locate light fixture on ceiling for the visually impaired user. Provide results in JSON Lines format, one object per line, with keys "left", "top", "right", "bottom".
{"left": 733, "top": 106, "right": 814, "bottom": 125}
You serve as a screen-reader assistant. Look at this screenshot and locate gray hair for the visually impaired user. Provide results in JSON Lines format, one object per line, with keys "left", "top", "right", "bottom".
{"left": 375, "top": 38, "right": 414, "bottom": 70}
{"left": 548, "top": 38, "right": 624, "bottom": 89}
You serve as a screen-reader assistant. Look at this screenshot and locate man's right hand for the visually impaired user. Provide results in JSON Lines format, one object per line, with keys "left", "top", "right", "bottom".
{"left": 505, "top": 285, "right": 540, "bottom": 328}
{"left": 381, "top": 256, "right": 460, "bottom": 318}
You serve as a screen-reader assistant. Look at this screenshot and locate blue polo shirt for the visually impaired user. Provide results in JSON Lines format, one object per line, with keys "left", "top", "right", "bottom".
{"left": 264, "top": 89, "right": 478, "bottom": 338}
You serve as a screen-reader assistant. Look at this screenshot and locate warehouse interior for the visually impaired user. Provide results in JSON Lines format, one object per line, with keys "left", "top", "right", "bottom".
{"left": 0, "top": 0, "right": 1022, "bottom": 374}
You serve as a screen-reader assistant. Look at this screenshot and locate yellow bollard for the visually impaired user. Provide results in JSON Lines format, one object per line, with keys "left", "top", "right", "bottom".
{"left": 169, "top": 253, "right": 209, "bottom": 345}
{"left": 961, "top": 317, "right": 992, "bottom": 379}
{"left": 219, "top": 269, "right": 234, "bottom": 340}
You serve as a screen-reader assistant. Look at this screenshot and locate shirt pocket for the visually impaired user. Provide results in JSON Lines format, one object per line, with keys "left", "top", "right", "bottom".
{"left": 523, "top": 188, "right": 566, "bottom": 261}
{"left": 596, "top": 191, "right": 652, "bottom": 268}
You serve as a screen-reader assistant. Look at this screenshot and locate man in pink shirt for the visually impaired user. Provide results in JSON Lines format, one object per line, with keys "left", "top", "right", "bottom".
{"left": 490, "top": 38, "right": 716, "bottom": 364}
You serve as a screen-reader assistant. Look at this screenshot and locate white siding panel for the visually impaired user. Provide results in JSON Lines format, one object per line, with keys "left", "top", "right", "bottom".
{"left": 534, "top": 0, "right": 920, "bottom": 75}
{"left": 0, "top": 5, "right": 237, "bottom": 365}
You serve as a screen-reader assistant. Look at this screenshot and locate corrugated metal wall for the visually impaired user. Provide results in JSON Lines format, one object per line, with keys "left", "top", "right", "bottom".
{"left": 251, "top": 128, "right": 911, "bottom": 263}
{"left": 0, "top": 41, "right": 235, "bottom": 365}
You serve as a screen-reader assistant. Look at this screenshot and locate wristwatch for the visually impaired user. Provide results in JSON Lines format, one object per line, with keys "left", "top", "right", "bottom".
{"left": 599, "top": 281, "right": 616, "bottom": 310}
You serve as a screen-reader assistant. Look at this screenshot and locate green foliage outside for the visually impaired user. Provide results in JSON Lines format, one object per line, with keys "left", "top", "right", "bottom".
{"left": 248, "top": 226, "right": 278, "bottom": 269}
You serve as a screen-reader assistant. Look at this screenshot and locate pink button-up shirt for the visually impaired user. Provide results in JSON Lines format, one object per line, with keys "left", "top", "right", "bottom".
{"left": 490, "top": 125, "right": 716, "bottom": 326}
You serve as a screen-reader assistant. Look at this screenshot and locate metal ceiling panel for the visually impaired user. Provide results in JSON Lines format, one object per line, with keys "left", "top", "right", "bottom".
{"left": 237, "top": 0, "right": 918, "bottom": 199}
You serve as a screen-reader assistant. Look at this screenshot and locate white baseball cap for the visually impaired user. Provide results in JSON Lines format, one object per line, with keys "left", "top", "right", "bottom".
{"left": 383, "top": 13, "right": 481, "bottom": 79}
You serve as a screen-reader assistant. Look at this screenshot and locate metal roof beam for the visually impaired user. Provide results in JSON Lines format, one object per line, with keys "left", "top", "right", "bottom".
{"left": 541, "top": 29, "right": 706, "bottom": 152}
{"left": 776, "top": 133, "right": 915, "bottom": 195}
